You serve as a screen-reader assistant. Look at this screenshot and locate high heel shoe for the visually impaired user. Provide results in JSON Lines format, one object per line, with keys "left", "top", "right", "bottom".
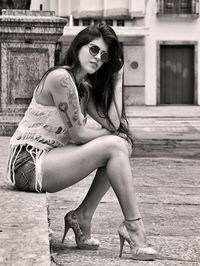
{"left": 62, "top": 210, "right": 100, "bottom": 250}
{"left": 118, "top": 219, "right": 158, "bottom": 261}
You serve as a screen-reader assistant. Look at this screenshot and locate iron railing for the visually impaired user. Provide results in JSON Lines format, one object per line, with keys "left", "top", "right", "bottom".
{"left": 157, "top": 0, "right": 199, "bottom": 15}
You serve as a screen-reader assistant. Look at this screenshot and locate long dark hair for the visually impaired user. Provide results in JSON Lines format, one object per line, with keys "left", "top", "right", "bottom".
{"left": 38, "top": 23, "right": 134, "bottom": 147}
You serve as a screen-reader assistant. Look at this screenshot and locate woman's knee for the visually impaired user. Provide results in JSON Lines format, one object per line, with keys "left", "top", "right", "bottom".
{"left": 103, "top": 135, "right": 129, "bottom": 156}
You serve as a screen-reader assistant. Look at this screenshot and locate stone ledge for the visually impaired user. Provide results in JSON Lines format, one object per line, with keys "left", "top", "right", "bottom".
{"left": 0, "top": 9, "right": 67, "bottom": 24}
{"left": 2, "top": 9, "right": 56, "bottom": 17}
{"left": 0, "top": 137, "right": 50, "bottom": 265}
{"left": 62, "top": 25, "right": 149, "bottom": 38}
{"left": 0, "top": 183, "right": 51, "bottom": 265}
{"left": 0, "top": 186, "right": 50, "bottom": 266}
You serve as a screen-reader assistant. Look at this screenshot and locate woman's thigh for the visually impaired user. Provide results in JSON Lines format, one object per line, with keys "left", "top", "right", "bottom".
{"left": 42, "top": 135, "right": 128, "bottom": 192}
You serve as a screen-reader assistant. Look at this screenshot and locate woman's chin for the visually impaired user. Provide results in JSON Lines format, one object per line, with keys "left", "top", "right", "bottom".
{"left": 86, "top": 68, "right": 98, "bottom": 74}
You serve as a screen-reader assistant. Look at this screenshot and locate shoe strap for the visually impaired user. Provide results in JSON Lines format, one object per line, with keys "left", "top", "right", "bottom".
{"left": 125, "top": 217, "right": 142, "bottom": 222}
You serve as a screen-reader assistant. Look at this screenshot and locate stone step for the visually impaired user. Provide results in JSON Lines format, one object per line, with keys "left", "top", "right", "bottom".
{"left": 125, "top": 106, "right": 200, "bottom": 117}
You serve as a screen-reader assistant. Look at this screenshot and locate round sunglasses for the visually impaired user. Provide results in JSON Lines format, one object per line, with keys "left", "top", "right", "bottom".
{"left": 88, "top": 44, "right": 110, "bottom": 63}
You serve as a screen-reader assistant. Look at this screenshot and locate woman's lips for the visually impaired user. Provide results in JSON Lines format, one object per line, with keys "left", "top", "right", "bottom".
{"left": 90, "top": 61, "right": 98, "bottom": 68}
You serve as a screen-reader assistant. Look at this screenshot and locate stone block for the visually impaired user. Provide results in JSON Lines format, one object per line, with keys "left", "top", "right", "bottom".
{"left": 124, "top": 86, "right": 145, "bottom": 105}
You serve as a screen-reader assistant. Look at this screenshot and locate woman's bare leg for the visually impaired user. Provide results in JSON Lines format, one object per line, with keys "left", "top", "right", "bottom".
{"left": 75, "top": 167, "right": 111, "bottom": 237}
{"left": 42, "top": 135, "right": 140, "bottom": 219}
{"left": 42, "top": 135, "right": 143, "bottom": 244}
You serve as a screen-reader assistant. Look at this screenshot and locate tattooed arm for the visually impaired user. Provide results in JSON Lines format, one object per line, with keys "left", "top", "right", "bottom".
{"left": 86, "top": 66, "right": 123, "bottom": 131}
{"left": 49, "top": 69, "right": 111, "bottom": 144}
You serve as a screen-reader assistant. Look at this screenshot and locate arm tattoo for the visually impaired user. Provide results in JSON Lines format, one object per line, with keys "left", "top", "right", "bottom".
{"left": 60, "top": 75, "right": 70, "bottom": 87}
{"left": 58, "top": 74, "right": 82, "bottom": 127}
{"left": 67, "top": 87, "right": 82, "bottom": 126}
{"left": 58, "top": 102, "right": 73, "bottom": 128}
{"left": 58, "top": 101, "right": 82, "bottom": 127}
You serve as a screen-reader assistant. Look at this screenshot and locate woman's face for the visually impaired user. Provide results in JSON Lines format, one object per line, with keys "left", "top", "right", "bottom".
{"left": 78, "top": 37, "right": 109, "bottom": 75}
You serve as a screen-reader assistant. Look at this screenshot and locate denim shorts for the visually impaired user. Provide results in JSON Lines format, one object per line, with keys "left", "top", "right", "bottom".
{"left": 14, "top": 147, "right": 44, "bottom": 192}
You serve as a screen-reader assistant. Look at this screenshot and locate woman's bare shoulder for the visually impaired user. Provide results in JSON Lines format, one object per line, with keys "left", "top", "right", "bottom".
{"left": 47, "top": 67, "right": 70, "bottom": 81}
{"left": 46, "top": 68, "right": 74, "bottom": 90}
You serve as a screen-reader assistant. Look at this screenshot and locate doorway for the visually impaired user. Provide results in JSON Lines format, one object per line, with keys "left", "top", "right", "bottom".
{"left": 160, "top": 45, "right": 195, "bottom": 104}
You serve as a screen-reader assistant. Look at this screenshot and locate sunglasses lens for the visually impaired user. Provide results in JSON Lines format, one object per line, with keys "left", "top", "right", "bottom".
{"left": 89, "top": 45, "right": 99, "bottom": 56}
{"left": 89, "top": 45, "right": 110, "bottom": 63}
{"left": 101, "top": 52, "right": 110, "bottom": 63}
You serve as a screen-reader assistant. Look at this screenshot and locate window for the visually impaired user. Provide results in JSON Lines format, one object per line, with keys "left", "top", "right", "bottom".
{"left": 82, "top": 19, "right": 91, "bottom": 26}
{"left": 94, "top": 19, "right": 102, "bottom": 25}
{"left": 157, "top": 0, "right": 199, "bottom": 15}
{"left": 72, "top": 19, "right": 125, "bottom": 26}
{"left": 117, "top": 20, "right": 125, "bottom": 26}
{"left": 73, "top": 19, "right": 79, "bottom": 26}
{"left": 105, "top": 19, "right": 113, "bottom": 26}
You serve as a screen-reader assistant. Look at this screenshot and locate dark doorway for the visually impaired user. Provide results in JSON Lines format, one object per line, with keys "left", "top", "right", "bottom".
{"left": 160, "top": 45, "right": 194, "bottom": 104}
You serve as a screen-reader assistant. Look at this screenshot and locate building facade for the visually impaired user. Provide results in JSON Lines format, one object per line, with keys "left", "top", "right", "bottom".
{"left": 146, "top": 0, "right": 199, "bottom": 106}
{"left": 30, "top": 0, "right": 200, "bottom": 106}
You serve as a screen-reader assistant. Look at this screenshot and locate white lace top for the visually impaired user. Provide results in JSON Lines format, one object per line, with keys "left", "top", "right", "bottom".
{"left": 7, "top": 87, "right": 87, "bottom": 192}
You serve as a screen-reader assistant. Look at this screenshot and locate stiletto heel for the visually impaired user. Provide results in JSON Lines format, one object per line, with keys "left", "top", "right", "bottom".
{"left": 118, "top": 233, "right": 125, "bottom": 257}
{"left": 118, "top": 219, "right": 158, "bottom": 261}
{"left": 61, "top": 222, "right": 71, "bottom": 243}
{"left": 61, "top": 210, "right": 100, "bottom": 250}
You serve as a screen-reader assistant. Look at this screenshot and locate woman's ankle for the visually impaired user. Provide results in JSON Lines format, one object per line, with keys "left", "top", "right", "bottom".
{"left": 74, "top": 208, "right": 92, "bottom": 238}
{"left": 125, "top": 219, "right": 147, "bottom": 247}
{"left": 75, "top": 207, "right": 93, "bottom": 223}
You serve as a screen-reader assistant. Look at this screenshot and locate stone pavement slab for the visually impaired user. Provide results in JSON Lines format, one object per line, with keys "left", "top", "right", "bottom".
{"left": 48, "top": 157, "right": 200, "bottom": 266}
{"left": 0, "top": 137, "right": 51, "bottom": 266}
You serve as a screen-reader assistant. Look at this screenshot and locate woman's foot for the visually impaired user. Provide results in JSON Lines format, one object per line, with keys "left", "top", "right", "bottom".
{"left": 62, "top": 210, "right": 100, "bottom": 250}
{"left": 118, "top": 218, "right": 157, "bottom": 261}
{"left": 124, "top": 218, "right": 147, "bottom": 248}
{"left": 74, "top": 209, "right": 92, "bottom": 239}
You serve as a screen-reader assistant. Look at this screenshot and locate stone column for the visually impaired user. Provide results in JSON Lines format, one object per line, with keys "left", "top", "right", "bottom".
{"left": 50, "top": 0, "right": 58, "bottom": 14}
{"left": 58, "top": 0, "right": 71, "bottom": 17}
{"left": 0, "top": 10, "right": 67, "bottom": 135}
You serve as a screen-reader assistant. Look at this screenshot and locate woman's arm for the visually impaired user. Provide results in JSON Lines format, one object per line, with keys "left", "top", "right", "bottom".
{"left": 86, "top": 66, "right": 123, "bottom": 131}
{"left": 48, "top": 69, "right": 111, "bottom": 144}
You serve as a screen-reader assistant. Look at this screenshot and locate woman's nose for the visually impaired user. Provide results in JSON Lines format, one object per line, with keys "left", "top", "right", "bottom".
{"left": 94, "top": 52, "right": 101, "bottom": 61}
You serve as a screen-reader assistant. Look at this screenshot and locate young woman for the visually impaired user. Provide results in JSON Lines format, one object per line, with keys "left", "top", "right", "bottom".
{"left": 7, "top": 23, "right": 157, "bottom": 261}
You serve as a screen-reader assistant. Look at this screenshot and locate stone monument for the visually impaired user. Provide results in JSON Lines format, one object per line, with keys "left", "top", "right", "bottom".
{"left": 0, "top": 9, "right": 67, "bottom": 135}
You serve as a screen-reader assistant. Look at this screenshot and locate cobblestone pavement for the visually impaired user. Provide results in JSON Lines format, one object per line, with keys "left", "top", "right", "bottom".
{"left": 48, "top": 157, "right": 200, "bottom": 266}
